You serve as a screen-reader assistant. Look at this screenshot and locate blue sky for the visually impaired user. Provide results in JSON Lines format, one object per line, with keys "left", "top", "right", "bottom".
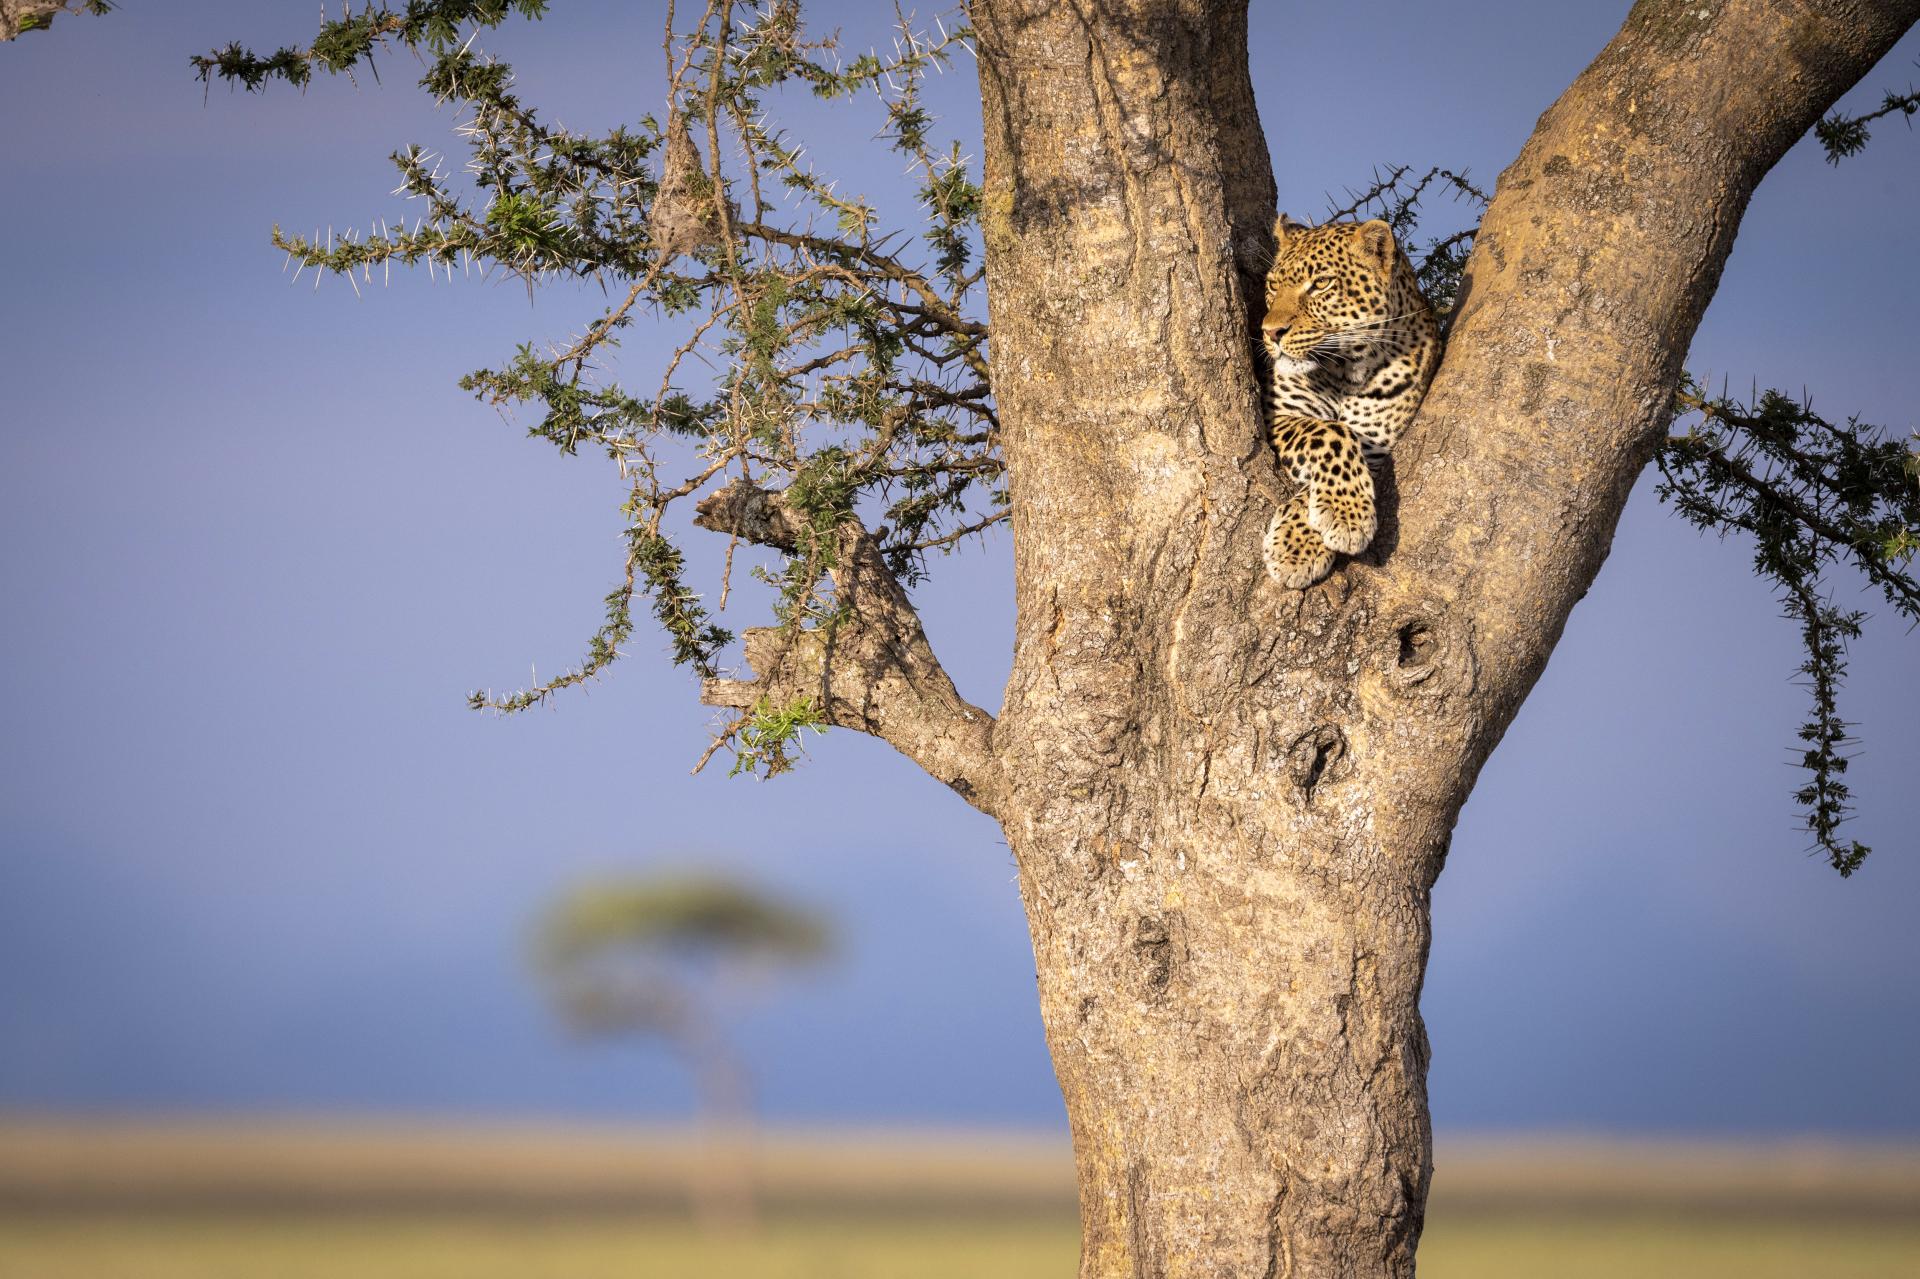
{"left": 1, "top": 1, "right": 1917, "bottom": 1134}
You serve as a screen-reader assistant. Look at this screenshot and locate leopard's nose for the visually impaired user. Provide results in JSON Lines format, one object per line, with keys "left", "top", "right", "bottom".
{"left": 1262, "top": 320, "right": 1289, "bottom": 339}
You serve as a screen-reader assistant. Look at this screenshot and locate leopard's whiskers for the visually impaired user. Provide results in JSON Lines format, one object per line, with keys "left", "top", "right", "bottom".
{"left": 1311, "top": 331, "right": 1400, "bottom": 353}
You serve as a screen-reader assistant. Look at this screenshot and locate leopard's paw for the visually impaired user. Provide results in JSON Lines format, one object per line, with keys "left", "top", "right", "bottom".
{"left": 1264, "top": 503, "right": 1336, "bottom": 589}
{"left": 1306, "top": 487, "right": 1377, "bottom": 557}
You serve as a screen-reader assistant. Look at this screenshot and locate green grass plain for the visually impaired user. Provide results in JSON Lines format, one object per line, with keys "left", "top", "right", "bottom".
{"left": 2, "top": 1122, "right": 1916, "bottom": 1278}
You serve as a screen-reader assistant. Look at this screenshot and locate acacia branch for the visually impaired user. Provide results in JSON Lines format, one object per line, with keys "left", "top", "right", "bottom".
{"left": 692, "top": 480, "right": 1004, "bottom": 817}
{"left": 1817, "top": 77, "right": 1920, "bottom": 162}
{"left": 738, "top": 220, "right": 990, "bottom": 369}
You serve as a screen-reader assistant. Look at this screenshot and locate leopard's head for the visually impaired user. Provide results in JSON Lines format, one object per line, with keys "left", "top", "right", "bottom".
{"left": 1262, "top": 215, "right": 1400, "bottom": 373}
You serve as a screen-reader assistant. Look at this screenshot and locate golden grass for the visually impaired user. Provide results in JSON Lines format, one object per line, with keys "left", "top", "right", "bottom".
{"left": 0, "top": 1119, "right": 1073, "bottom": 1213}
{"left": 8, "top": 1120, "right": 1917, "bottom": 1213}
{"left": 0, "top": 1218, "right": 1079, "bottom": 1279}
{"left": 1419, "top": 1216, "right": 1920, "bottom": 1279}
{"left": 2, "top": 1216, "right": 1918, "bottom": 1279}
{"left": 2, "top": 1120, "right": 1917, "bottom": 1278}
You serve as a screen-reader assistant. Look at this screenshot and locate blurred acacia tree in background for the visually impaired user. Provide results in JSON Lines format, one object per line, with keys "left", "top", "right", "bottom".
{"left": 535, "top": 874, "right": 831, "bottom": 1226}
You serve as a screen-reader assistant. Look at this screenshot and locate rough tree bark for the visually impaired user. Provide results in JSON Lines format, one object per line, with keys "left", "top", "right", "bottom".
{"left": 702, "top": 1, "right": 1920, "bottom": 1273}
{"left": 0, "top": 0, "right": 85, "bottom": 42}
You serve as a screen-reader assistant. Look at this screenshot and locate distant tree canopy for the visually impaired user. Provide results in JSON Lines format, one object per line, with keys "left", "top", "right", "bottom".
{"left": 537, "top": 874, "right": 830, "bottom": 995}
{"left": 533, "top": 874, "right": 828, "bottom": 1102}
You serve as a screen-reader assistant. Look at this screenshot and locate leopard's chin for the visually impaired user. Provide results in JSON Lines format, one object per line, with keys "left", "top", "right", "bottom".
{"left": 1270, "top": 352, "right": 1320, "bottom": 378}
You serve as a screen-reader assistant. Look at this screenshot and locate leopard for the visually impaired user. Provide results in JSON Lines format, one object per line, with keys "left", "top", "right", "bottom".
{"left": 1260, "top": 214, "right": 1440, "bottom": 589}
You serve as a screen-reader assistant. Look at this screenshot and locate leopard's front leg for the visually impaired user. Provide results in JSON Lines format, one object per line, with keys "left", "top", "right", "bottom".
{"left": 1269, "top": 413, "right": 1377, "bottom": 557}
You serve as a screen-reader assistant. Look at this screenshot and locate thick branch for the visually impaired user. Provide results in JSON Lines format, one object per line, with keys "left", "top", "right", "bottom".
{"left": 1387, "top": 0, "right": 1920, "bottom": 783}
{"left": 692, "top": 481, "right": 1004, "bottom": 817}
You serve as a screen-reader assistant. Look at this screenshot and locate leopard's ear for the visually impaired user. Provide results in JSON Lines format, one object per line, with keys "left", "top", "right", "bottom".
{"left": 1274, "top": 212, "right": 1308, "bottom": 241}
{"left": 1358, "top": 219, "right": 1395, "bottom": 269}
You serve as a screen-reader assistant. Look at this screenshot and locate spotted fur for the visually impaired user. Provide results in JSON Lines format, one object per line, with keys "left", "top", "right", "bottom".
{"left": 1260, "top": 215, "right": 1439, "bottom": 588}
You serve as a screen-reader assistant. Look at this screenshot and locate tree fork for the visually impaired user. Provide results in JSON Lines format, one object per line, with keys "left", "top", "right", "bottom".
{"left": 970, "top": 1, "right": 1920, "bottom": 1274}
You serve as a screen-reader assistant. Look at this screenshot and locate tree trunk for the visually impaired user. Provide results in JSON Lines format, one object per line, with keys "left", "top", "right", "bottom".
{"left": 679, "top": 1011, "right": 758, "bottom": 1231}
{"left": 965, "top": 1, "right": 1920, "bottom": 1274}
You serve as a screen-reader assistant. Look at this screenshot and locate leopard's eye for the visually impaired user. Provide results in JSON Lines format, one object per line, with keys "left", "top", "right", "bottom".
{"left": 1308, "top": 274, "right": 1337, "bottom": 294}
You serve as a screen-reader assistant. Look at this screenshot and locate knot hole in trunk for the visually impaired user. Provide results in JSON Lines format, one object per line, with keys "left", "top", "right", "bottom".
{"left": 1384, "top": 608, "right": 1473, "bottom": 697}
{"left": 1132, "top": 912, "right": 1184, "bottom": 993}
{"left": 1287, "top": 726, "right": 1348, "bottom": 801}
{"left": 1397, "top": 622, "right": 1435, "bottom": 669}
